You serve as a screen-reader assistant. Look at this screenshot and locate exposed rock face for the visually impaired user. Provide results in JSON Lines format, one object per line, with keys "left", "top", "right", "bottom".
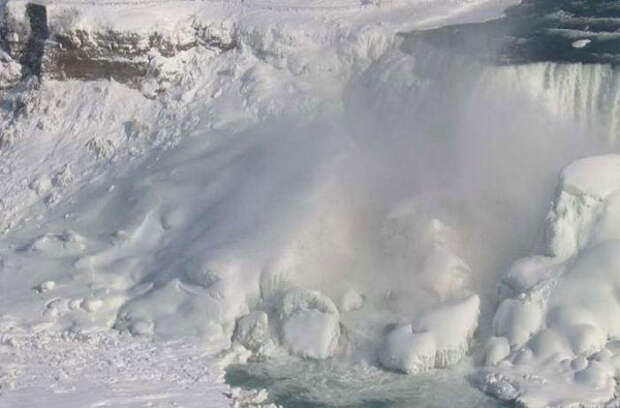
{"left": 42, "top": 22, "right": 235, "bottom": 85}
{"left": 0, "top": 1, "right": 236, "bottom": 90}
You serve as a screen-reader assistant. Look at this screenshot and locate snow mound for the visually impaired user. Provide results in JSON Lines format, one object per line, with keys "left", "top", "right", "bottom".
{"left": 233, "top": 311, "right": 270, "bottom": 352}
{"left": 478, "top": 155, "right": 620, "bottom": 407}
{"left": 379, "top": 325, "right": 436, "bottom": 374}
{"left": 114, "top": 279, "right": 233, "bottom": 340}
{"left": 379, "top": 295, "right": 480, "bottom": 373}
{"left": 547, "top": 155, "right": 620, "bottom": 259}
{"left": 279, "top": 288, "right": 340, "bottom": 359}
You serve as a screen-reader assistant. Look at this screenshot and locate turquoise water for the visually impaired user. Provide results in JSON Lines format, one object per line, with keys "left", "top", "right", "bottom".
{"left": 226, "top": 358, "right": 507, "bottom": 408}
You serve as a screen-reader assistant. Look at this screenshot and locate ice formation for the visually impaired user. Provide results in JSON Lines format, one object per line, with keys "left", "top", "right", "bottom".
{"left": 379, "top": 295, "right": 480, "bottom": 373}
{"left": 1, "top": 0, "right": 620, "bottom": 406}
{"left": 279, "top": 288, "right": 341, "bottom": 359}
{"left": 477, "top": 155, "right": 620, "bottom": 408}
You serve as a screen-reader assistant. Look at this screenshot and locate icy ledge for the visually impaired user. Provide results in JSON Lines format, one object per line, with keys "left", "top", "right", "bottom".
{"left": 475, "top": 155, "right": 620, "bottom": 408}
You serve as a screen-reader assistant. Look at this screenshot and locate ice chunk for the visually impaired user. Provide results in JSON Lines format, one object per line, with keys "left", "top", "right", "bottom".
{"left": 484, "top": 337, "right": 510, "bottom": 366}
{"left": 379, "top": 295, "right": 480, "bottom": 373}
{"left": 282, "top": 309, "right": 340, "bottom": 360}
{"left": 493, "top": 298, "right": 543, "bottom": 347}
{"left": 233, "top": 311, "right": 269, "bottom": 351}
{"left": 571, "top": 39, "right": 591, "bottom": 49}
{"left": 279, "top": 288, "right": 340, "bottom": 359}
{"left": 414, "top": 295, "right": 480, "bottom": 367}
{"left": 378, "top": 325, "right": 436, "bottom": 374}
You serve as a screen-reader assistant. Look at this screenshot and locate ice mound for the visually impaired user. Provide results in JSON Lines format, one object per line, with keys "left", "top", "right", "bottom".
{"left": 379, "top": 295, "right": 480, "bottom": 373}
{"left": 114, "top": 279, "right": 235, "bottom": 339}
{"left": 477, "top": 155, "right": 620, "bottom": 407}
{"left": 379, "top": 325, "right": 436, "bottom": 374}
{"left": 233, "top": 311, "right": 270, "bottom": 352}
{"left": 375, "top": 200, "right": 480, "bottom": 374}
{"left": 381, "top": 203, "right": 473, "bottom": 302}
{"left": 279, "top": 288, "right": 340, "bottom": 359}
{"left": 546, "top": 155, "right": 620, "bottom": 260}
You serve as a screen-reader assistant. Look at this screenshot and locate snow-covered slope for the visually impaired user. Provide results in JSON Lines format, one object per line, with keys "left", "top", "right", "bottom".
{"left": 1, "top": 0, "right": 619, "bottom": 406}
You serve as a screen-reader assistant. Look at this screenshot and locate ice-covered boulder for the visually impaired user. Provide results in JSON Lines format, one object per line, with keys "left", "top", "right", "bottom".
{"left": 233, "top": 311, "right": 270, "bottom": 351}
{"left": 415, "top": 294, "right": 480, "bottom": 368}
{"left": 278, "top": 288, "right": 340, "bottom": 359}
{"left": 379, "top": 295, "right": 480, "bottom": 374}
{"left": 378, "top": 325, "right": 436, "bottom": 374}
{"left": 478, "top": 155, "right": 620, "bottom": 407}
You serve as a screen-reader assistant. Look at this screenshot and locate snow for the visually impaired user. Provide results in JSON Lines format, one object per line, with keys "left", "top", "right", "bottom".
{"left": 545, "top": 155, "right": 620, "bottom": 260}
{"left": 1, "top": 0, "right": 619, "bottom": 406}
{"left": 0, "top": 329, "right": 230, "bottom": 408}
{"left": 483, "top": 337, "right": 510, "bottom": 366}
{"left": 279, "top": 288, "right": 340, "bottom": 359}
{"left": 478, "top": 155, "right": 620, "bottom": 407}
{"left": 561, "top": 155, "right": 620, "bottom": 199}
{"left": 379, "top": 325, "right": 437, "bottom": 374}
{"left": 338, "top": 288, "right": 364, "bottom": 312}
{"left": 282, "top": 309, "right": 341, "bottom": 359}
{"left": 233, "top": 311, "right": 270, "bottom": 352}
{"left": 379, "top": 295, "right": 480, "bottom": 373}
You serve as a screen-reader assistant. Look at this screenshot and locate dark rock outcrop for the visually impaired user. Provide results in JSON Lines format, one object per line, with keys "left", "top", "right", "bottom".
{"left": 401, "top": 0, "right": 620, "bottom": 65}
{"left": 0, "top": 2, "right": 236, "bottom": 90}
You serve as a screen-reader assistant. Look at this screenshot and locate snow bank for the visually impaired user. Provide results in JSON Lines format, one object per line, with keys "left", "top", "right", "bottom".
{"left": 477, "top": 155, "right": 620, "bottom": 407}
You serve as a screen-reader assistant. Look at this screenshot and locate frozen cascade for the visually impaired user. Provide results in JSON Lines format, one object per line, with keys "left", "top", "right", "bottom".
{"left": 478, "top": 63, "right": 620, "bottom": 143}
{"left": 397, "top": 37, "right": 620, "bottom": 143}
{"left": 0, "top": 0, "right": 620, "bottom": 406}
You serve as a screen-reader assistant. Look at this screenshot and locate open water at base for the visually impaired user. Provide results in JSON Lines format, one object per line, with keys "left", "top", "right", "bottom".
{"left": 226, "top": 357, "right": 508, "bottom": 408}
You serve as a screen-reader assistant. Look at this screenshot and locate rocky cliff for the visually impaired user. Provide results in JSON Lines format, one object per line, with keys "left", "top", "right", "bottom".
{"left": 0, "top": 1, "right": 235, "bottom": 92}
